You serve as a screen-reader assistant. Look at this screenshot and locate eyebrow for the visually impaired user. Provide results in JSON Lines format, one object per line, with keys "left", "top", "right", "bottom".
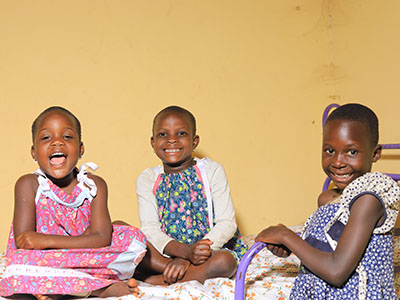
{"left": 156, "top": 127, "right": 190, "bottom": 131}
{"left": 38, "top": 127, "right": 76, "bottom": 132}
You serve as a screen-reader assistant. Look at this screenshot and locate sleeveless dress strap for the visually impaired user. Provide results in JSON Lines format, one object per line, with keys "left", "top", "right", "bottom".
{"left": 34, "top": 162, "right": 98, "bottom": 208}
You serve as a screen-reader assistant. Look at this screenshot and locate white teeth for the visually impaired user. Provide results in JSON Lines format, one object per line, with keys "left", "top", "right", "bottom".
{"left": 165, "top": 149, "right": 180, "bottom": 153}
{"left": 335, "top": 174, "right": 350, "bottom": 178}
{"left": 51, "top": 152, "right": 65, "bottom": 157}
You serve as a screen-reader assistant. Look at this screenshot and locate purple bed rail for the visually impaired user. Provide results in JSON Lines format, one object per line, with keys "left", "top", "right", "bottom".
{"left": 234, "top": 241, "right": 268, "bottom": 300}
{"left": 234, "top": 103, "right": 400, "bottom": 300}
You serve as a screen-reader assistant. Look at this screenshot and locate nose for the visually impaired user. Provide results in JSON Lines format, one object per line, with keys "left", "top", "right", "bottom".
{"left": 167, "top": 136, "right": 177, "bottom": 144}
{"left": 332, "top": 153, "right": 345, "bottom": 168}
{"left": 51, "top": 136, "right": 65, "bottom": 146}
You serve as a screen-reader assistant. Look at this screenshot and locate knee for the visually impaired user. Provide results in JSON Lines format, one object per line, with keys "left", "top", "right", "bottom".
{"left": 112, "top": 219, "right": 130, "bottom": 225}
{"left": 207, "top": 250, "right": 237, "bottom": 279}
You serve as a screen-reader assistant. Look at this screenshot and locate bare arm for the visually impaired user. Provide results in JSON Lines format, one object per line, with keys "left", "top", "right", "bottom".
{"left": 15, "top": 174, "right": 112, "bottom": 250}
{"left": 13, "top": 174, "right": 38, "bottom": 244}
{"left": 256, "top": 194, "right": 384, "bottom": 287}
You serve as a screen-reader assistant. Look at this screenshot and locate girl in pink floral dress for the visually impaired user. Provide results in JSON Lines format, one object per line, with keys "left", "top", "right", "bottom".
{"left": 0, "top": 107, "right": 147, "bottom": 300}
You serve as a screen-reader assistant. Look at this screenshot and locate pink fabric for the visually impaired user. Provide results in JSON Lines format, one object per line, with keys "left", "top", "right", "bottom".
{"left": 0, "top": 178, "right": 147, "bottom": 296}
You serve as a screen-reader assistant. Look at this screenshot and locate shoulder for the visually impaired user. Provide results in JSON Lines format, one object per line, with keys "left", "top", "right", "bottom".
{"left": 14, "top": 174, "right": 39, "bottom": 201}
{"left": 15, "top": 173, "right": 38, "bottom": 192}
{"left": 195, "top": 157, "right": 225, "bottom": 175}
{"left": 137, "top": 166, "right": 161, "bottom": 183}
{"left": 318, "top": 188, "right": 341, "bottom": 207}
{"left": 87, "top": 173, "right": 107, "bottom": 190}
{"left": 342, "top": 172, "right": 400, "bottom": 232}
{"left": 136, "top": 167, "right": 159, "bottom": 189}
{"left": 344, "top": 172, "right": 400, "bottom": 202}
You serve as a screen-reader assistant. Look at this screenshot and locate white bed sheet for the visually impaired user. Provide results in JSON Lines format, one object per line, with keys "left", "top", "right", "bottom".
{"left": 0, "top": 242, "right": 300, "bottom": 300}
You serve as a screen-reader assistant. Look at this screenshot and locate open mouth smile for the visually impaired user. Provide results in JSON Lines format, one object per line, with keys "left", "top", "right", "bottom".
{"left": 49, "top": 152, "right": 67, "bottom": 165}
{"left": 164, "top": 149, "right": 181, "bottom": 153}
{"left": 330, "top": 171, "right": 353, "bottom": 182}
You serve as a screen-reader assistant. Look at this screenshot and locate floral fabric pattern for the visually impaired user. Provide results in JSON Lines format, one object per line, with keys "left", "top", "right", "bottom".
{"left": 155, "top": 165, "right": 248, "bottom": 260}
{"left": 0, "top": 168, "right": 147, "bottom": 297}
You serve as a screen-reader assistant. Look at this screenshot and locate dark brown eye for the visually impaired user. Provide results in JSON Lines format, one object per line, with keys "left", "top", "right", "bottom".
{"left": 177, "top": 131, "right": 187, "bottom": 136}
{"left": 348, "top": 149, "right": 357, "bottom": 156}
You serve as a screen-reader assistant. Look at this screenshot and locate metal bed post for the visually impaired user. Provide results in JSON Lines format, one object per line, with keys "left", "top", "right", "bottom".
{"left": 234, "top": 242, "right": 268, "bottom": 300}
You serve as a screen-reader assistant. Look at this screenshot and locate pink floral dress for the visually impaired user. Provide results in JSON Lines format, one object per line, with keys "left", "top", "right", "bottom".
{"left": 0, "top": 163, "right": 147, "bottom": 297}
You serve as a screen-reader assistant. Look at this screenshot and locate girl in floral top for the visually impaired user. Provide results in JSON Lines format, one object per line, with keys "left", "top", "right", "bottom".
{"left": 0, "top": 107, "right": 147, "bottom": 300}
{"left": 136, "top": 105, "right": 248, "bottom": 285}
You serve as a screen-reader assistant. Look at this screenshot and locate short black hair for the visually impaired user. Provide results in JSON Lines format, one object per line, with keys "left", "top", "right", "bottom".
{"left": 326, "top": 103, "right": 379, "bottom": 146}
{"left": 152, "top": 105, "right": 196, "bottom": 135}
{"left": 32, "top": 106, "right": 81, "bottom": 142}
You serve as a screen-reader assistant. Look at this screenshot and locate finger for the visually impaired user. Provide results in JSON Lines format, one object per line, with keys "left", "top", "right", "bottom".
{"left": 163, "top": 266, "right": 173, "bottom": 284}
{"left": 195, "top": 243, "right": 211, "bottom": 249}
{"left": 255, "top": 234, "right": 264, "bottom": 242}
{"left": 196, "top": 254, "right": 210, "bottom": 261}
{"left": 194, "top": 247, "right": 212, "bottom": 256}
{"left": 166, "top": 264, "right": 179, "bottom": 284}
{"left": 199, "top": 239, "right": 214, "bottom": 245}
{"left": 177, "top": 268, "right": 186, "bottom": 281}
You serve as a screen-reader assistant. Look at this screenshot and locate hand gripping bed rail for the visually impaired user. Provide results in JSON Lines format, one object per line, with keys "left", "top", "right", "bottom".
{"left": 234, "top": 104, "right": 400, "bottom": 300}
{"left": 234, "top": 241, "right": 268, "bottom": 300}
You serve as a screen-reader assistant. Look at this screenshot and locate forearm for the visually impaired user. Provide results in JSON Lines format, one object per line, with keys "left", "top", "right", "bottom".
{"left": 17, "top": 231, "right": 112, "bottom": 250}
{"left": 203, "top": 220, "right": 236, "bottom": 249}
{"left": 163, "top": 240, "right": 190, "bottom": 259}
{"left": 281, "top": 231, "right": 352, "bottom": 286}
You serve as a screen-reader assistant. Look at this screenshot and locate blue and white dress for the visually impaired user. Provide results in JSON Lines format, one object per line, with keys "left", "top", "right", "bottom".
{"left": 290, "top": 172, "right": 400, "bottom": 300}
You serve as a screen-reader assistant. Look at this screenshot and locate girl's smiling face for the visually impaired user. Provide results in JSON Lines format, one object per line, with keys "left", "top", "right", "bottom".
{"left": 151, "top": 111, "right": 199, "bottom": 174}
{"left": 31, "top": 110, "right": 84, "bottom": 180}
{"left": 322, "top": 119, "right": 381, "bottom": 191}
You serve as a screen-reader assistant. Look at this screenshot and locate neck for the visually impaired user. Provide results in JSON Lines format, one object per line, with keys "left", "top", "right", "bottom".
{"left": 163, "top": 158, "right": 196, "bottom": 174}
{"left": 45, "top": 169, "right": 78, "bottom": 189}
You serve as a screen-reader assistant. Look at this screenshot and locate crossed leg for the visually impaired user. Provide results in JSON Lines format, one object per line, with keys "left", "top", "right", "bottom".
{"left": 136, "top": 242, "right": 237, "bottom": 285}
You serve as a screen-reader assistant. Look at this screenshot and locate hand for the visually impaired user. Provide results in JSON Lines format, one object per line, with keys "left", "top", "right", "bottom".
{"left": 255, "top": 224, "right": 292, "bottom": 257}
{"left": 266, "top": 243, "right": 292, "bottom": 258}
{"left": 188, "top": 239, "right": 213, "bottom": 265}
{"left": 16, "top": 231, "right": 47, "bottom": 250}
{"left": 163, "top": 258, "right": 191, "bottom": 284}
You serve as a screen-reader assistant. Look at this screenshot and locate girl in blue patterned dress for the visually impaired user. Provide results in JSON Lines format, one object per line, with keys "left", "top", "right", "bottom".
{"left": 256, "top": 103, "right": 400, "bottom": 299}
{"left": 136, "top": 105, "right": 248, "bottom": 285}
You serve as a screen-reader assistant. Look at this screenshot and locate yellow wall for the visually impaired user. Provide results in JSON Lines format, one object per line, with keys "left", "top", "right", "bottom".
{"left": 1, "top": 0, "right": 400, "bottom": 249}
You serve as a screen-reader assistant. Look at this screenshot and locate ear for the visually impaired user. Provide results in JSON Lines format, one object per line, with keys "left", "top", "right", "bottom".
{"left": 150, "top": 136, "right": 155, "bottom": 149}
{"left": 31, "top": 145, "right": 36, "bottom": 161}
{"left": 372, "top": 144, "right": 382, "bottom": 162}
{"left": 193, "top": 135, "right": 200, "bottom": 150}
{"left": 79, "top": 142, "right": 85, "bottom": 158}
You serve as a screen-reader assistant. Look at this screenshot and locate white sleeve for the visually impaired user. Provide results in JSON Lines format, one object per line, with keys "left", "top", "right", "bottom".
{"left": 202, "top": 160, "right": 237, "bottom": 249}
{"left": 136, "top": 168, "right": 173, "bottom": 254}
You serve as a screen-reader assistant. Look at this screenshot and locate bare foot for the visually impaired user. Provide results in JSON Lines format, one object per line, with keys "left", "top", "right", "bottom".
{"left": 92, "top": 278, "right": 139, "bottom": 298}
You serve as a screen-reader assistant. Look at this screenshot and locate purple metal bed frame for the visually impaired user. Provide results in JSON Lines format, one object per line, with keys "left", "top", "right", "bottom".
{"left": 234, "top": 103, "right": 400, "bottom": 300}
